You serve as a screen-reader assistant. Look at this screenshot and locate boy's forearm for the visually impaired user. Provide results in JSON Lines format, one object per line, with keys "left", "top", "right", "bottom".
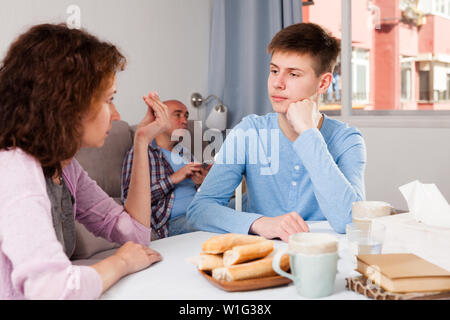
{"left": 188, "top": 196, "right": 263, "bottom": 235}
{"left": 293, "top": 129, "right": 365, "bottom": 232}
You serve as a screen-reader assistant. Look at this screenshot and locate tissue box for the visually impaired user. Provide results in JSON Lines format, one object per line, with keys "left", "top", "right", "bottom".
{"left": 372, "top": 213, "right": 450, "bottom": 272}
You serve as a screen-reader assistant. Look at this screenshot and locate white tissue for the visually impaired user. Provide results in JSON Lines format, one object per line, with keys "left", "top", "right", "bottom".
{"left": 399, "top": 180, "right": 450, "bottom": 228}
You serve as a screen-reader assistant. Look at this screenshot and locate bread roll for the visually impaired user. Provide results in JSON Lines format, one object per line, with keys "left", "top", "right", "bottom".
{"left": 212, "top": 254, "right": 290, "bottom": 282}
{"left": 223, "top": 240, "right": 274, "bottom": 266}
{"left": 197, "top": 254, "right": 224, "bottom": 271}
{"left": 202, "top": 233, "right": 266, "bottom": 254}
{"left": 186, "top": 253, "right": 224, "bottom": 271}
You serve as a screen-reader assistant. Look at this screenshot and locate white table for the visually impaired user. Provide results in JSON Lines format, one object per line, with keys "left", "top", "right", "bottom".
{"left": 99, "top": 221, "right": 367, "bottom": 300}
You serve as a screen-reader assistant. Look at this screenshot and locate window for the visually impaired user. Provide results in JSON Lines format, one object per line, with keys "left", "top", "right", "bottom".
{"left": 305, "top": 0, "right": 450, "bottom": 114}
{"left": 434, "top": 0, "right": 449, "bottom": 16}
{"left": 431, "top": 0, "right": 450, "bottom": 18}
{"left": 447, "top": 74, "right": 450, "bottom": 100}
{"left": 321, "top": 58, "right": 341, "bottom": 106}
{"left": 433, "top": 62, "right": 450, "bottom": 102}
{"left": 352, "top": 49, "right": 370, "bottom": 105}
{"left": 419, "top": 70, "right": 431, "bottom": 101}
{"left": 401, "top": 61, "right": 413, "bottom": 101}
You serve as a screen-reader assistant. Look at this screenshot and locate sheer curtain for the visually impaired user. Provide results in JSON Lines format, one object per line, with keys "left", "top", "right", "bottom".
{"left": 207, "top": 0, "right": 302, "bottom": 128}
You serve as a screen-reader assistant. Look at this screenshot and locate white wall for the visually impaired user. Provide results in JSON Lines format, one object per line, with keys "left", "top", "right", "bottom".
{"left": 344, "top": 119, "right": 450, "bottom": 211}
{"left": 0, "top": 0, "right": 213, "bottom": 124}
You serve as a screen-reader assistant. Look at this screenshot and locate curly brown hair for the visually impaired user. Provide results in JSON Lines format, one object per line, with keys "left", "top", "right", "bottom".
{"left": 0, "top": 23, "right": 126, "bottom": 178}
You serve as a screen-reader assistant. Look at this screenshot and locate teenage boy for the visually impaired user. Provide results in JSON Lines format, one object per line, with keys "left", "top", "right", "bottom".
{"left": 186, "top": 23, "right": 366, "bottom": 241}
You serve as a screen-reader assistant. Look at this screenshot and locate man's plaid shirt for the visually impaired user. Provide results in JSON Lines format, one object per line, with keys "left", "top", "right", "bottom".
{"left": 121, "top": 141, "right": 192, "bottom": 239}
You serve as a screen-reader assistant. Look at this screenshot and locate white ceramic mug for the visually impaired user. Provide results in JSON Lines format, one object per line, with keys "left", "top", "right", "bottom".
{"left": 272, "top": 233, "right": 339, "bottom": 298}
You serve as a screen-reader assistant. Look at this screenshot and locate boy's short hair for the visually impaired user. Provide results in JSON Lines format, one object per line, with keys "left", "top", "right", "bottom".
{"left": 267, "top": 22, "right": 340, "bottom": 76}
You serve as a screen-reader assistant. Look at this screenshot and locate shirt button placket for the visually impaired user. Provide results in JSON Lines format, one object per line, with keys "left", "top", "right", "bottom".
{"left": 292, "top": 165, "right": 300, "bottom": 187}
{"left": 289, "top": 165, "right": 301, "bottom": 209}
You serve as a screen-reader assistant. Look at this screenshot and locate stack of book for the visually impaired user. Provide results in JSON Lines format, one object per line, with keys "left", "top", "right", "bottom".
{"left": 346, "top": 253, "right": 450, "bottom": 300}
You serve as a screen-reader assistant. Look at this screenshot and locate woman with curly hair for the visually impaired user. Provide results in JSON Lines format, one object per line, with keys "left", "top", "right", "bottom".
{"left": 0, "top": 23, "right": 171, "bottom": 299}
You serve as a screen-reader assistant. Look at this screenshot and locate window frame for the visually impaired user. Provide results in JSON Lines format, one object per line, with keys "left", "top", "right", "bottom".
{"left": 400, "top": 59, "right": 413, "bottom": 102}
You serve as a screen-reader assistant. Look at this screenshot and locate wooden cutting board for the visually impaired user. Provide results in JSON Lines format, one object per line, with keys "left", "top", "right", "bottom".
{"left": 199, "top": 270, "right": 292, "bottom": 292}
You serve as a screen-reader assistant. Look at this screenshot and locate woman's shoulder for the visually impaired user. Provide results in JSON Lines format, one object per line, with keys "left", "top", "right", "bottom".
{"left": 0, "top": 148, "right": 46, "bottom": 193}
{"left": 0, "top": 147, "right": 37, "bottom": 162}
{"left": 0, "top": 148, "right": 43, "bottom": 175}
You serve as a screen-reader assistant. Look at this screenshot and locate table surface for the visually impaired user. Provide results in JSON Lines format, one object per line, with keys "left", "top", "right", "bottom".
{"left": 97, "top": 221, "right": 367, "bottom": 300}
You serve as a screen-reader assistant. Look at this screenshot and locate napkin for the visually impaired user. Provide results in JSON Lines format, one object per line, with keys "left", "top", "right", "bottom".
{"left": 399, "top": 180, "right": 450, "bottom": 228}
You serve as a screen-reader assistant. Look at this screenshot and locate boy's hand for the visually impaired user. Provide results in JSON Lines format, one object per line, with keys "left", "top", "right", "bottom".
{"left": 249, "top": 212, "right": 309, "bottom": 242}
{"left": 286, "top": 93, "right": 321, "bottom": 135}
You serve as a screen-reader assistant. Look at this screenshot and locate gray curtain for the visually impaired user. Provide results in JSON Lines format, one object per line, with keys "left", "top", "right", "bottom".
{"left": 207, "top": 0, "right": 302, "bottom": 129}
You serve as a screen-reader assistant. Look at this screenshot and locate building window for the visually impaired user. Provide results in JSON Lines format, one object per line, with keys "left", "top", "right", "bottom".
{"left": 419, "top": 70, "right": 431, "bottom": 101}
{"left": 401, "top": 61, "right": 413, "bottom": 101}
{"left": 447, "top": 74, "right": 450, "bottom": 100}
{"left": 433, "top": 63, "right": 450, "bottom": 102}
{"left": 436, "top": 72, "right": 450, "bottom": 101}
{"left": 322, "top": 59, "right": 341, "bottom": 105}
{"left": 352, "top": 48, "right": 370, "bottom": 104}
{"left": 431, "top": 0, "right": 450, "bottom": 18}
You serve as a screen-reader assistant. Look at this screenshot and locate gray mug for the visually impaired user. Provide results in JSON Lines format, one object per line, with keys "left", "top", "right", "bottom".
{"left": 272, "top": 233, "right": 339, "bottom": 298}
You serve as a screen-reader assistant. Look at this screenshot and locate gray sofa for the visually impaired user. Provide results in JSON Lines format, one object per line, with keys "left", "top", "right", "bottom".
{"left": 71, "top": 119, "right": 206, "bottom": 262}
{"left": 72, "top": 120, "right": 134, "bottom": 261}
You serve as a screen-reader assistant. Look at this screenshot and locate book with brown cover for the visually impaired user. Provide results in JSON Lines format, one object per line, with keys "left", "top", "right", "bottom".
{"left": 356, "top": 253, "right": 450, "bottom": 293}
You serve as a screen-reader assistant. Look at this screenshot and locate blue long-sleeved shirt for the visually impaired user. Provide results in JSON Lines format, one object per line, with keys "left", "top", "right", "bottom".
{"left": 186, "top": 113, "right": 366, "bottom": 234}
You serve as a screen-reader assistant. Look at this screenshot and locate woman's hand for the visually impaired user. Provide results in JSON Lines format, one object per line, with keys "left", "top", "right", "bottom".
{"left": 114, "top": 241, "right": 162, "bottom": 274}
{"left": 135, "top": 92, "right": 171, "bottom": 144}
{"left": 91, "top": 241, "right": 162, "bottom": 294}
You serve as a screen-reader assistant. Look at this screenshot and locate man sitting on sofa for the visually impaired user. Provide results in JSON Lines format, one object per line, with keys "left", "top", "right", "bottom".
{"left": 121, "top": 99, "right": 211, "bottom": 239}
